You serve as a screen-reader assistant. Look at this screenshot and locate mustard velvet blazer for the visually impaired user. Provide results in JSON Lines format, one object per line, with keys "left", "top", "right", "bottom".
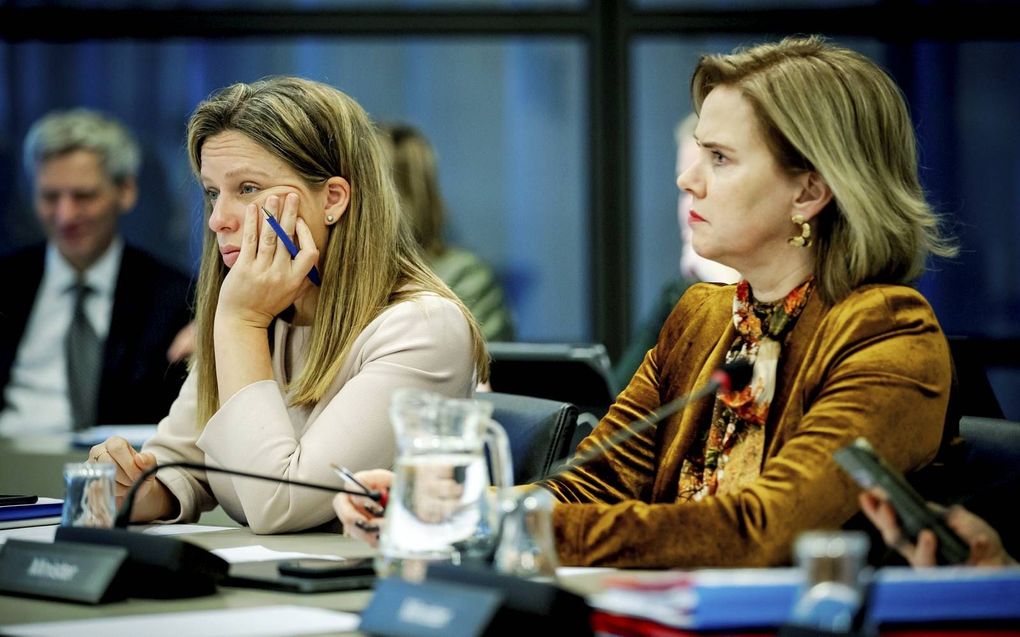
{"left": 544, "top": 282, "right": 951, "bottom": 568}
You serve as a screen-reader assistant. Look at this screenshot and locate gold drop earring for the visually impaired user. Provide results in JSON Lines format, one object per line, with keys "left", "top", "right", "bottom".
{"left": 788, "top": 214, "right": 812, "bottom": 248}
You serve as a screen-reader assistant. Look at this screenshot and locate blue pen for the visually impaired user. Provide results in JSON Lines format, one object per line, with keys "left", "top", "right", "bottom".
{"left": 261, "top": 207, "right": 321, "bottom": 286}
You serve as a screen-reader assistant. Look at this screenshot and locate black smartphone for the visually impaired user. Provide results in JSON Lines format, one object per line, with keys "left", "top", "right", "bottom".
{"left": 224, "top": 557, "right": 377, "bottom": 593}
{"left": 277, "top": 557, "right": 376, "bottom": 579}
{"left": 834, "top": 437, "right": 970, "bottom": 565}
{"left": 0, "top": 495, "right": 38, "bottom": 506}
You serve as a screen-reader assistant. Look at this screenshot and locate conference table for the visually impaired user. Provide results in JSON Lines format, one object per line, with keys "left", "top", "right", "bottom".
{"left": 0, "top": 434, "right": 89, "bottom": 498}
{"left": 5, "top": 521, "right": 1019, "bottom": 636}
{"left": 0, "top": 525, "right": 380, "bottom": 634}
{"left": 0, "top": 523, "right": 611, "bottom": 636}
{"left": 0, "top": 433, "right": 605, "bottom": 635}
{"left": 0, "top": 432, "right": 236, "bottom": 526}
{"left": 4, "top": 436, "right": 1018, "bottom": 635}
{"left": 0, "top": 428, "right": 599, "bottom": 633}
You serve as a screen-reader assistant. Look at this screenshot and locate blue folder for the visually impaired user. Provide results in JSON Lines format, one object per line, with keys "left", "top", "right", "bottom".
{"left": 593, "top": 566, "right": 1020, "bottom": 630}
{"left": 0, "top": 499, "right": 63, "bottom": 522}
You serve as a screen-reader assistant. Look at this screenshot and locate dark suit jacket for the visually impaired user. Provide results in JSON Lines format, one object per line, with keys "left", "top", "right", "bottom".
{"left": 0, "top": 243, "right": 194, "bottom": 425}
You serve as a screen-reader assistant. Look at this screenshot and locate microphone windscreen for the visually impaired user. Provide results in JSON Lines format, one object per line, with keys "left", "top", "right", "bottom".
{"left": 718, "top": 358, "right": 754, "bottom": 392}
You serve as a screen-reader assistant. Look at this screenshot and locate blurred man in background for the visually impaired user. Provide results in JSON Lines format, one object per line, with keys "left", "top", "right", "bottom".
{"left": 0, "top": 109, "right": 193, "bottom": 435}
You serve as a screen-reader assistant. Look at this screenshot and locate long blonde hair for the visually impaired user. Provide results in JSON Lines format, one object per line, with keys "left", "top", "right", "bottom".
{"left": 691, "top": 36, "right": 956, "bottom": 303}
{"left": 186, "top": 76, "right": 488, "bottom": 426}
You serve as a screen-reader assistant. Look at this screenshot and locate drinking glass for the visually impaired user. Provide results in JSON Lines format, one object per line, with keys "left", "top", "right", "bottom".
{"left": 61, "top": 462, "right": 117, "bottom": 529}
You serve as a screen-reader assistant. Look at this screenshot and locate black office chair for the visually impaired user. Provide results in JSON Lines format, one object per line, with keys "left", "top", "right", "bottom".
{"left": 478, "top": 392, "right": 579, "bottom": 485}
{"left": 923, "top": 336, "right": 1006, "bottom": 476}
{"left": 485, "top": 342, "right": 616, "bottom": 422}
{"left": 913, "top": 416, "right": 1020, "bottom": 512}
{"left": 954, "top": 416, "right": 1020, "bottom": 498}
{"left": 955, "top": 416, "right": 1020, "bottom": 558}
{"left": 946, "top": 336, "right": 1006, "bottom": 421}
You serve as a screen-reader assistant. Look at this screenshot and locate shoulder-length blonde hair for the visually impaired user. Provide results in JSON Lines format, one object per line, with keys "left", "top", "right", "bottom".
{"left": 378, "top": 123, "right": 446, "bottom": 258}
{"left": 691, "top": 36, "right": 955, "bottom": 303}
{"left": 186, "top": 76, "right": 488, "bottom": 426}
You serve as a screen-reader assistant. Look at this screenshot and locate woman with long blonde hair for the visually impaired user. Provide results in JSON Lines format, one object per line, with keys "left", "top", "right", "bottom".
{"left": 87, "top": 76, "right": 487, "bottom": 533}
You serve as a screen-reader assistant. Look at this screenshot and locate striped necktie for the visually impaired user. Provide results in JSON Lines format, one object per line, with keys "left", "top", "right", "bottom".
{"left": 66, "top": 280, "right": 102, "bottom": 431}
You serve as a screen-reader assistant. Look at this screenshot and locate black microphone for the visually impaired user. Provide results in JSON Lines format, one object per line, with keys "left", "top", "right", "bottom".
{"left": 4, "top": 463, "right": 377, "bottom": 603}
{"left": 543, "top": 357, "right": 754, "bottom": 479}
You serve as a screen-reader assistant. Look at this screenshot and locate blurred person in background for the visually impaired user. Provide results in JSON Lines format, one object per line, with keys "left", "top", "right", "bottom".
{"left": 0, "top": 109, "right": 193, "bottom": 436}
{"left": 612, "top": 113, "right": 739, "bottom": 389}
{"left": 380, "top": 123, "right": 515, "bottom": 343}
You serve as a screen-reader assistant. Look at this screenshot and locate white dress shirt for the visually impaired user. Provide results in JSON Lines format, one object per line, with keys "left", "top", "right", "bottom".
{"left": 0, "top": 239, "right": 123, "bottom": 436}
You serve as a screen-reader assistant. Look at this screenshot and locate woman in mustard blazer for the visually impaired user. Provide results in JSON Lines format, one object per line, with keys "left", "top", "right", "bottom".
{"left": 336, "top": 36, "right": 957, "bottom": 568}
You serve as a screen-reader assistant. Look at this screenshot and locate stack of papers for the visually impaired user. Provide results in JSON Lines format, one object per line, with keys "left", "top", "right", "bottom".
{"left": 0, "top": 498, "right": 63, "bottom": 530}
{"left": 591, "top": 566, "right": 1020, "bottom": 631}
{"left": 592, "top": 568, "right": 800, "bottom": 630}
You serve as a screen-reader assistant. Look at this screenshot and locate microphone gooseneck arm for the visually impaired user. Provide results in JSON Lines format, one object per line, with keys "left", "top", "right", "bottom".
{"left": 556, "top": 381, "right": 718, "bottom": 471}
{"left": 114, "top": 461, "right": 382, "bottom": 528}
{"left": 542, "top": 358, "right": 754, "bottom": 481}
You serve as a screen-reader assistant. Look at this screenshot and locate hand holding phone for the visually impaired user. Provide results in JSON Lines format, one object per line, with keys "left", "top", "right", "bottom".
{"left": 834, "top": 437, "right": 970, "bottom": 565}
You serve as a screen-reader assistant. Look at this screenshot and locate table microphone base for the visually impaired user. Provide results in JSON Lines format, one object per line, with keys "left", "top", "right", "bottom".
{"left": 55, "top": 526, "right": 228, "bottom": 599}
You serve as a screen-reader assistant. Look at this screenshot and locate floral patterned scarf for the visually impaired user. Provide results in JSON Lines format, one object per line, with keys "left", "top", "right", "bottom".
{"left": 677, "top": 277, "right": 814, "bottom": 502}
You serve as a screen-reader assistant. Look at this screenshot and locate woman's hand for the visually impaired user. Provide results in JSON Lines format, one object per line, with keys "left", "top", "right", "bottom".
{"left": 215, "top": 193, "right": 318, "bottom": 329}
{"left": 334, "top": 469, "right": 393, "bottom": 547}
{"left": 410, "top": 462, "right": 464, "bottom": 524}
{"left": 859, "top": 491, "right": 1015, "bottom": 568}
{"left": 87, "top": 436, "right": 177, "bottom": 523}
{"left": 213, "top": 193, "right": 319, "bottom": 404}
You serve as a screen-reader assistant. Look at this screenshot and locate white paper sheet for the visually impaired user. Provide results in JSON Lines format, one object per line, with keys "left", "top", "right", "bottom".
{"left": 136, "top": 524, "right": 233, "bottom": 536}
{"left": 0, "top": 524, "right": 58, "bottom": 545}
{"left": 1, "top": 605, "right": 360, "bottom": 637}
{"left": 0, "top": 523, "right": 233, "bottom": 545}
{"left": 211, "top": 545, "right": 343, "bottom": 564}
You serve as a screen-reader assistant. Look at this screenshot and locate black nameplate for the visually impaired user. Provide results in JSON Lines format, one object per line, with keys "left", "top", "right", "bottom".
{"left": 426, "top": 563, "right": 594, "bottom": 636}
{"left": 0, "top": 539, "right": 128, "bottom": 604}
{"left": 360, "top": 577, "right": 503, "bottom": 637}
